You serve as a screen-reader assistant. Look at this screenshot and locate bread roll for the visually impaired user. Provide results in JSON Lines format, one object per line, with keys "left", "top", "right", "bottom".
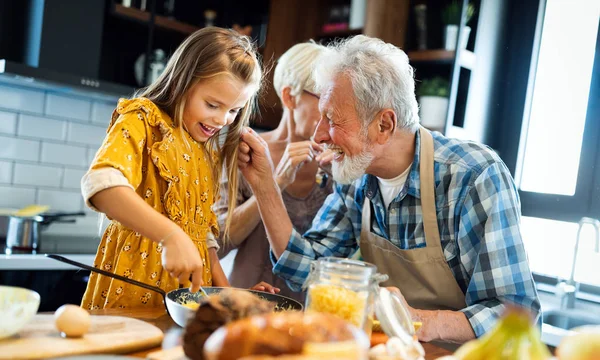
{"left": 204, "top": 312, "right": 369, "bottom": 360}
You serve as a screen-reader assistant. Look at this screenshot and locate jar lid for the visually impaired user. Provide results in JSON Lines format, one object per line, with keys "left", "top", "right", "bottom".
{"left": 374, "top": 288, "right": 415, "bottom": 345}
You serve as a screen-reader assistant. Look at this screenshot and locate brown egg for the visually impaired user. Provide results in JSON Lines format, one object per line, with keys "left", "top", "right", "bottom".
{"left": 54, "top": 304, "right": 91, "bottom": 337}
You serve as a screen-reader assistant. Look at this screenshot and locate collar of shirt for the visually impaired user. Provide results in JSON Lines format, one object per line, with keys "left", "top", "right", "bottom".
{"left": 362, "top": 129, "right": 423, "bottom": 204}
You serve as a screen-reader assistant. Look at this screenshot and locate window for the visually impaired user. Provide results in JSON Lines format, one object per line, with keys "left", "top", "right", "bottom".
{"left": 517, "top": 0, "right": 598, "bottom": 196}
{"left": 514, "top": 0, "right": 600, "bottom": 286}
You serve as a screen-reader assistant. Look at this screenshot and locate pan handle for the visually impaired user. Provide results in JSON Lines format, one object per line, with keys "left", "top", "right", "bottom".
{"left": 45, "top": 254, "right": 170, "bottom": 315}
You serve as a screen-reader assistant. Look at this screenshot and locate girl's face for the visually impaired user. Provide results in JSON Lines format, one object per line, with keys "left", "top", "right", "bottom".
{"left": 183, "top": 74, "right": 254, "bottom": 142}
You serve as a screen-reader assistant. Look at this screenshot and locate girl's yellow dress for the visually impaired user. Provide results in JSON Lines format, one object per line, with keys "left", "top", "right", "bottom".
{"left": 82, "top": 97, "right": 218, "bottom": 310}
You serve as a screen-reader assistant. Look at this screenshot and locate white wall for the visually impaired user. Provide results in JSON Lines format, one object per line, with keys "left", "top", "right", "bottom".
{"left": 0, "top": 79, "right": 120, "bottom": 243}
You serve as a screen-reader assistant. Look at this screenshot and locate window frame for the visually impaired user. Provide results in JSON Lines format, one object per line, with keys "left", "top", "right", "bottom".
{"left": 504, "top": 0, "right": 600, "bottom": 223}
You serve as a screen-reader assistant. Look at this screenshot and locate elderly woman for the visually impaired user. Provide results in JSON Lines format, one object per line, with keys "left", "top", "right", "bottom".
{"left": 215, "top": 42, "right": 333, "bottom": 302}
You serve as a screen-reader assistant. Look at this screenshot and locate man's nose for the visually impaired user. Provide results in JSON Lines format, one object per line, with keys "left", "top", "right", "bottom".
{"left": 313, "top": 118, "right": 330, "bottom": 144}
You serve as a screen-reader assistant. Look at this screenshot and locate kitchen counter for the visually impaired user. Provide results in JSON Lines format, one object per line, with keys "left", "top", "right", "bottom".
{"left": 0, "top": 253, "right": 95, "bottom": 270}
{"left": 89, "top": 308, "right": 453, "bottom": 359}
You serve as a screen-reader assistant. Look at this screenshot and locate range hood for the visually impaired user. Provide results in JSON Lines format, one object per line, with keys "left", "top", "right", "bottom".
{"left": 0, "top": 59, "right": 134, "bottom": 98}
{"left": 0, "top": 0, "right": 135, "bottom": 98}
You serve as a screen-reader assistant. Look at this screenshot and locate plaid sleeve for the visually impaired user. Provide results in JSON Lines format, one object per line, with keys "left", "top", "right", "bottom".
{"left": 271, "top": 183, "right": 360, "bottom": 291}
{"left": 458, "top": 162, "right": 541, "bottom": 337}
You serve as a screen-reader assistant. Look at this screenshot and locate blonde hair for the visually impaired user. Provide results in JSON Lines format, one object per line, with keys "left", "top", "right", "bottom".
{"left": 138, "top": 27, "right": 262, "bottom": 241}
{"left": 273, "top": 41, "right": 326, "bottom": 100}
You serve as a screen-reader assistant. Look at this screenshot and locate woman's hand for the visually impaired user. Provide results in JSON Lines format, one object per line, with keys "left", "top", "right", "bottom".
{"left": 238, "top": 127, "right": 276, "bottom": 189}
{"left": 275, "top": 140, "right": 323, "bottom": 189}
{"left": 250, "top": 281, "right": 281, "bottom": 294}
{"left": 160, "top": 227, "right": 205, "bottom": 293}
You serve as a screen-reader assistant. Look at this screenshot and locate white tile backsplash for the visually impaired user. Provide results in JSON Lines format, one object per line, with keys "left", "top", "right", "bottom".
{"left": 38, "top": 189, "right": 82, "bottom": 212}
{"left": 0, "top": 111, "right": 17, "bottom": 134}
{"left": 0, "top": 85, "right": 45, "bottom": 114}
{"left": 0, "top": 78, "right": 124, "bottom": 238}
{"left": 87, "top": 148, "right": 98, "bottom": 166}
{"left": 0, "top": 160, "right": 12, "bottom": 183}
{"left": 0, "top": 136, "right": 40, "bottom": 161}
{"left": 18, "top": 114, "right": 67, "bottom": 141}
{"left": 63, "top": 168, "right": 86, "bottom": 189}
{"left": 13, "top": 163, "right": 62, "bottom": 187}
{"left": 45, "top": 93, "right": 92, "bottom": 121}
{"left": 41, "top": 142, "right": 88, "bottom": 167}
{"left": 0, "top": 185, "right": 36, "bottom": 208}
{"left": 67, "top": 122, "right": 106, "bottom": 146}
{"left": 91, "top": 102, "right": 114, "bottom": 125}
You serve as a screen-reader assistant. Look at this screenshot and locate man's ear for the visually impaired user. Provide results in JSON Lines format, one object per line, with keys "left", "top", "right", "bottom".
{"left": 281, "top": 87, "right": 296, "bottom": 110}
{"left": 373, "top": 109, "right": 396, "bottom": 144}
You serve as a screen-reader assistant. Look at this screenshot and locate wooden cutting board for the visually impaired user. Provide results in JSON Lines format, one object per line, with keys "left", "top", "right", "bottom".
{"left": 0, "top": 314, "right": 164, "bottom": 360}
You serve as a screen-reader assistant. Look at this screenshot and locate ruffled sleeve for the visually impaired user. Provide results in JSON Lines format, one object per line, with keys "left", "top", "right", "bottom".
{"left": 88, "top": 99, "right": 148, "bottom": 190}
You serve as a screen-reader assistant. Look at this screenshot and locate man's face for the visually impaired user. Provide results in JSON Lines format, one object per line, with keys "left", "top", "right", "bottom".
{"left": 313, "top": 74, "right": 374, "bottom": 184}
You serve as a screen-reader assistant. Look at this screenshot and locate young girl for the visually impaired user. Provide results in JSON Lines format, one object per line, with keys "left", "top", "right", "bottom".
{"left": 81, "top": 27, "right": 269, "bottom": 309}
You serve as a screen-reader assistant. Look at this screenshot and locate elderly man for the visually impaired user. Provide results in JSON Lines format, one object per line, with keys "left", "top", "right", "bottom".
{"left": 238, "top": 35, "right": 540, "bottom": 343}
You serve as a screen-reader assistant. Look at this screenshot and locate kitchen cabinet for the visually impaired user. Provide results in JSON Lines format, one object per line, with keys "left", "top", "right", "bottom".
{"left": 0, "top": 270, "right": 90, "bottom": 311}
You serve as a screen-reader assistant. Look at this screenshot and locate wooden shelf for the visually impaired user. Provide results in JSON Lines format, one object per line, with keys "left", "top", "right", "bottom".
{"left": 113, "top": 4, "right": 200, "bottom": 35}
{"left": 317, "top": 28, "right": 363, "bottom": 39}
{"left": 408, "top": 49, "right": 475, "bottom": 70}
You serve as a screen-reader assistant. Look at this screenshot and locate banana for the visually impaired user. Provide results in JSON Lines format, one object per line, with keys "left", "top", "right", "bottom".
{"left": 451, "top": 309, "right": 553, "bottom": 360}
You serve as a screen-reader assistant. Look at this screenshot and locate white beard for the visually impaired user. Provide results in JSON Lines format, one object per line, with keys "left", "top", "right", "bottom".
{"left": 332, "top": 148, "right": 374, "bottom": 184}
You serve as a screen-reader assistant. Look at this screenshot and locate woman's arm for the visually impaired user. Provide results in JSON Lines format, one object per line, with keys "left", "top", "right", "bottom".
{"left": 209, "top": 248, "right": 230, "bottom": 287}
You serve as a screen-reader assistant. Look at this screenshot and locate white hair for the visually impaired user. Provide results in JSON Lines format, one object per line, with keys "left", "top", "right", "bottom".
{"left": 314, "top": 35, "right": 420, "bottom": 132}
{"left": 273, "top": 42, "right": 327, "bottom": 100}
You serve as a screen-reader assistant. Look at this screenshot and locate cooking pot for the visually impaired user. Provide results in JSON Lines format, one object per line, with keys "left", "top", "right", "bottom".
{"left": 6, "top": 212, "right": 85, "bottom": 254}
{"left": 46, "top": 254, "right": 303, "bottom": 327}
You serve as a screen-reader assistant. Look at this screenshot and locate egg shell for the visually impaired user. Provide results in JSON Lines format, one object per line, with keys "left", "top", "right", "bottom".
{"left": 54, "top": 304, "right": 91, "bottom": 337}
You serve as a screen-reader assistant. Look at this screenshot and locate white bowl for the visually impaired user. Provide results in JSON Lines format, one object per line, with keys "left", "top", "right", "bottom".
{"left": 0, "top": 285, "right": 40, "bottom": 339}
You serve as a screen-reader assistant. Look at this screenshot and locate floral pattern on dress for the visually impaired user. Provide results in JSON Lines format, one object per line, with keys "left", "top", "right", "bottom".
{"left": 81, "top": 97, "right": 217, "bottom": 309}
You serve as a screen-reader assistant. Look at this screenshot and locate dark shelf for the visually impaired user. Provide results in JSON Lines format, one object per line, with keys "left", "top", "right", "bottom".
{"left": 113, "top": 4, "right": 200, "bottom": 35}
{"left": 409, "top": 50, "right": 475, "bottom": 70}
{"left": 316, "top": 28, "right": 363, "bottom": 39}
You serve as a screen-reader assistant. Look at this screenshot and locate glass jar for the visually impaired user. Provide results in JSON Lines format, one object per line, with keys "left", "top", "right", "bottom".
{"left": 303, "top": 257, "right": 387, "bottom": 337}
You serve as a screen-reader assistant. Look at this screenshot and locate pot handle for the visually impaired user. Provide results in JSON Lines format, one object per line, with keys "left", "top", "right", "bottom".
{"left": 45, "top": 254, "right": 169, "bottom": 314}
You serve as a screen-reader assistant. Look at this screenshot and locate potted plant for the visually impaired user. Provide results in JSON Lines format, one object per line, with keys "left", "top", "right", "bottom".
{"left": 442, "top": 1, "right": 475, "bottom": 50}
{"left": 417, "top": 77, "right": 450, "bottom": 130}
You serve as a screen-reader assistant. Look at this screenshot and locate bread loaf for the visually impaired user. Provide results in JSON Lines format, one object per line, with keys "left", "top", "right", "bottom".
{"left": 203, "top": 312, "right": 369, "bottom": 360}
{"left": 183, "top": 288, "right": 275, "bottom": 360}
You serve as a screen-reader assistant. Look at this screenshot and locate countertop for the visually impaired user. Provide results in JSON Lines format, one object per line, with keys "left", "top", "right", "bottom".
{"left": 89, "top": 308, "right": 453, "bottom": 359}
{"left": 0, "top": 253, "right": 95, "bottom": 270}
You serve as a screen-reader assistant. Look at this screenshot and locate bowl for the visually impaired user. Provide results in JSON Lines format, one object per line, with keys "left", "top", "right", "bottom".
{"left": 0, "top": 285, "right": 40, "bottom": 339}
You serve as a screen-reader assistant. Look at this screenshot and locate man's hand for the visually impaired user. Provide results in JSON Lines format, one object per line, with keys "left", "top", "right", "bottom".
{"left": 275, "top": 140, "right": 323, "bottom": 189}
{"left": 250, "top": 281, "right": 281, "bottom": 294}
{"left": 161, "top": 227, "right": 205, "bottom": 293}
{"left": 238, "top": 127, "right": 276, "bottom": 189}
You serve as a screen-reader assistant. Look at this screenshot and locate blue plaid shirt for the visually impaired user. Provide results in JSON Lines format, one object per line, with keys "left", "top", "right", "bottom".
{"left": 271, "top": 130, "right": 540, "bottom": 337}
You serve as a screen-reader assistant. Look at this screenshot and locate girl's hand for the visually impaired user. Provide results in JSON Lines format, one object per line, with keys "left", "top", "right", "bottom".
{"left": 250, "top": 281, "right": 281, "bottom": 294}
{"left": 275, "top": 141, "right": 323, "bottom": 189}
{"left": 160, "top": 228, "right": 205, "bottom": 293}
{"left": 238, "top": 127, "right": 275, "bottom": 189}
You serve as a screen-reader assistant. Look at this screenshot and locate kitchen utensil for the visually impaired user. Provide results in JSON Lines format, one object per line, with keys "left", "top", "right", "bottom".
{"left": 46, "top": 255, "right": 303, "bottom": 327}
{"left": 0, "top": 314, "right": 163, "bottom": 360}
{"left": 0, "top": 285, "right": 41, "bottom": 340}
{"left": 6, "top": 211, "right": 85, "bottom": 254}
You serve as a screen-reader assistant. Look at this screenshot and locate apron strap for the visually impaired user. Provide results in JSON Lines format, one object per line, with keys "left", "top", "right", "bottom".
{"left": 419, "top": 127, "right": 442, "bottom": 249}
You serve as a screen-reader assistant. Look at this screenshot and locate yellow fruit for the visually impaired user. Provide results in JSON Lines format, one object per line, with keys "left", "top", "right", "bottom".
{"left": 556, "top": 330, "right": 600, "bottom": 360}
{"left": 302, "top": 340, "right": 364, "bottom": 360}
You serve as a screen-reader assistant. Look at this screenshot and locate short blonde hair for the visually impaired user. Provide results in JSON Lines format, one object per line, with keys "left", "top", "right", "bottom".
{"left": 273, "top": 42, "right": 326, "bottom": 100}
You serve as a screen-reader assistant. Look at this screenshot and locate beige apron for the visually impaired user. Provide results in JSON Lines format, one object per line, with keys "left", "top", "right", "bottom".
{"left": 360, "top": 127, "right": 466, "bottom": 311}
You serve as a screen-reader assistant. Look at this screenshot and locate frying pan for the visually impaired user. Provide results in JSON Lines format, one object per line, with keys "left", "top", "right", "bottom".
{"left": 46, "top": 254, "right": 303, "bottom": 327}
